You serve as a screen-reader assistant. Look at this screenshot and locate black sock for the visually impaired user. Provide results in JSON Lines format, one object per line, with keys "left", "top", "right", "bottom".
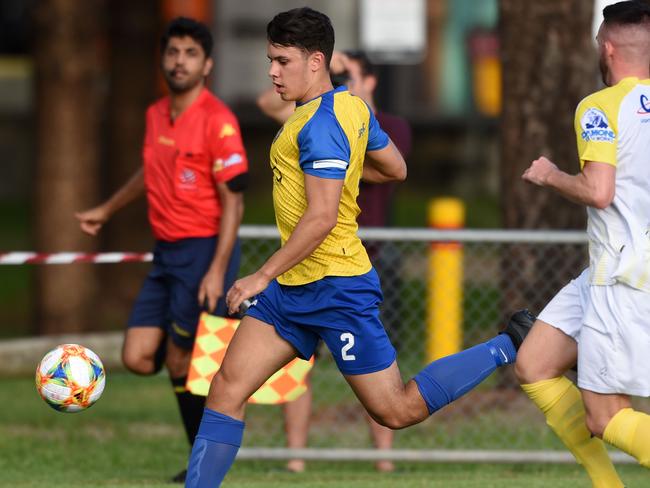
{"left": 170, "top": 376, "right": 206, "bottom": 446}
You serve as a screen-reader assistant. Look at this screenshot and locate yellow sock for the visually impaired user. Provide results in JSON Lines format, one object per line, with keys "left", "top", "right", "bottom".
{"left": 522, "top": 377, "right": 624, "bottom": 488}
{"left": 603, "top": 407, "right": 650, "bottom": 469}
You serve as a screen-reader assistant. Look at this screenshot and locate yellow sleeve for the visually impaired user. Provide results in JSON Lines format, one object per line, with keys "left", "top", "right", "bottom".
{"left": 574, "top": 94, "right": 618, "bottom": 170}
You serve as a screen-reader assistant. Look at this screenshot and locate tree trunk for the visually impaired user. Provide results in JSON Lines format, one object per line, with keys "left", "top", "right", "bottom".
{"left": 99, "top": 0, "right": 159, "bottom": 331}
{"left": 33, "top": 0, "right": 107, "bottom": 334}
{"left": 499, "top": 0, "right": 596, "bottom": 314}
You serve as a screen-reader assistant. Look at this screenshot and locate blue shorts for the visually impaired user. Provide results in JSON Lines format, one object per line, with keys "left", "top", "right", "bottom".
{"left": 246, "top": 268, "right": 396, "bottom": 375}
{"left": 127, "top": 236, "right": 240, "bottom": 349}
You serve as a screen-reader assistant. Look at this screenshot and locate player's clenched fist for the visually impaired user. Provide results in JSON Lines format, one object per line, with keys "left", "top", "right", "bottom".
{"left": 522, "top": 156, "right": 559, "bottom": 187}
{"left": 226, "top": 271, "right": 270, "bottom": 315}
{"left": 75, "top": 205, "right": 110, "bottom": 236}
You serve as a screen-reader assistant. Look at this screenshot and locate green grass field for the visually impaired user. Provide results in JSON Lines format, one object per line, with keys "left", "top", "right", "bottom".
{"left": 1, "top": 372, "right": 648, "bottom": 487}
{"left": 1, "top": 195, "right": 647, "bottom": 486}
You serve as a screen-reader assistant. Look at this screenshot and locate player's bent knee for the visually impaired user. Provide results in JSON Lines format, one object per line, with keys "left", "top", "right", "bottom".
{"left": 371, "top": 406, "right": 418, "bottom": 430}
{"left": 376, "top": 414, "right": 414, "bottom": 430}
{"left": 513, "top": 352, "right": 546, "bottom": 385}
{"left": 208, "top": 371, "right": 227, "bottom": 396}
{"left": 513, "top": 360, "right": 532, "bottom": 384}
{"left": 207, "top": 370, "right": 248, "bottom": 412}
{"left": 122, "top": 350, "right": 156, "bottom": 375}
{"left": 374, "top": 415, "right": 403, "bottom": 430}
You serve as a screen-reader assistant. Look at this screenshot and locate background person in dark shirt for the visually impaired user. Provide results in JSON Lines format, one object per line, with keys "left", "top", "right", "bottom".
{"left": 346, "top": 51, "right": 412, "bottom": 228}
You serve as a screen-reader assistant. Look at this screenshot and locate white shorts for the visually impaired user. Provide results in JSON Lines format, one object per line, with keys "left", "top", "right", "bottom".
{"left": 538, "top": 268, "right": 650, "bottom": 397}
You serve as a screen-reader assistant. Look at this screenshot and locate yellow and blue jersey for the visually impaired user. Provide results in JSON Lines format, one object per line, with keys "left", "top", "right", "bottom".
{"left": 269, "top": 85, "right": 389, "bottom": 285}
{"left": 574, "top": 77, "right": 650, "bottom": 291}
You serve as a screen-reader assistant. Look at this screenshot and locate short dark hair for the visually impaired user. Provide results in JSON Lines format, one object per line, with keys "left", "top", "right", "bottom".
{"left": 603, "top": 1, "right": 650, "bottom": 26}
{"left": 160, "top": 17, "right": 213, "bottom": 57}
{"left": 267, "top": 7, "right": 335, "bottom": 67}
{"left": 344, "top": 50, "right": 377, "bottom": 78}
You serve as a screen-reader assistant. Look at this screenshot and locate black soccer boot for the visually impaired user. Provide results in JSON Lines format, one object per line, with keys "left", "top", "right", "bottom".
{"left": 500, "top": 309, "right": 536, "bottom": 350}
{"left": 170, "top": 468, "right": 186, "bottom": 483}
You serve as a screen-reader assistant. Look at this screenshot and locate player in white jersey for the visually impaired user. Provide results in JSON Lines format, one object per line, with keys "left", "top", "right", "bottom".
{"left": 515, "top": 2, "right": 650, "bottom": 485}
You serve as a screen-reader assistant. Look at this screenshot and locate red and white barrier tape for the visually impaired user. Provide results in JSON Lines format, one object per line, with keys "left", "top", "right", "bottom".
{"left": 0, "top": 252, "right": 153, "bottom": 265}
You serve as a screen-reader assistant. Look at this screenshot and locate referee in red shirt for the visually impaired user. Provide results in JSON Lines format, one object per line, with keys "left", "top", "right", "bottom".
{"left": 76, "top": 18, "right": 248, "bottom": 483}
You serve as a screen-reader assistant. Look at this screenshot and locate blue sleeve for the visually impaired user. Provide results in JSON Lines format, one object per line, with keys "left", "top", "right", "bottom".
{"left": 367, "top": 108, "right": 389, "bottom": 151}
{"left": 298, "top": 108, "right": 351, "bottom": 180}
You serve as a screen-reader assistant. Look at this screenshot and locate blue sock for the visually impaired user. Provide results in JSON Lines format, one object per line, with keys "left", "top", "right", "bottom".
{"left": 185, "top": 408, "right": 245, "bottom": 488}
{"left": 413, "top": 334, "right": 516, "bottom": 415}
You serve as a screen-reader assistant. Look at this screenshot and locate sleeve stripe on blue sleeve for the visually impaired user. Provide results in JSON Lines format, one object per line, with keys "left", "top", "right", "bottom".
{"left": 312, "top": 159, "right": 349, "bottom": 169}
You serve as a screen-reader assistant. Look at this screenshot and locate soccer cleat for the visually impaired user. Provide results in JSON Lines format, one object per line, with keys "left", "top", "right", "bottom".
{"left": 170, "top": 469, "right": 186, "bottom": 483}
{"left": 500, "top": 309, "right": 536, "bottom": 350}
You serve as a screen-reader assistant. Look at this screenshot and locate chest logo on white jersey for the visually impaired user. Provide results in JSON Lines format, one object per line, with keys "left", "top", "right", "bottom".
{"left": 638, "top": 94, "right": 650, "bottom": 116}
{"left": 581, "top": 108, "right": 615, "bottom": 142}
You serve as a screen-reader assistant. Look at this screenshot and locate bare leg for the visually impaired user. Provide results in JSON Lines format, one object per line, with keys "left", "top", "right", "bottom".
{"left": 165, "top": 335, "right": 192, "bottom": 378}
{"left": 344, "top": 361, "right": 429, "bottom": 430}
{"left": 588, "top": 389, "right": 650, "bottom": 469}
{"left": 186, "top": 316, "right": 299, "bottom": 487}
{"left": 581, "top": 390, "right": 632, "bottom": 438}
{"left": 122, "top": 326, "right": 165, "bottom": 375}
{"left": 283, "top": 371, "right": 396, "bottom": 472}
{"left": 124, "top": 326, "right": 202, "bottom": 457}
{"left": 344, "top": 337, "right": 514, "bottom": 429}
{"left": 364, "top": 411, "right": 395, "bottom": 472}
{"left": 206, "top": 315, "right": 299, "bottom": 419}
{"left": 514, "top": 320, "right": 578, "bottom": 383}
{"left": 282, "top": 379, "right": 312, "bottom": 472}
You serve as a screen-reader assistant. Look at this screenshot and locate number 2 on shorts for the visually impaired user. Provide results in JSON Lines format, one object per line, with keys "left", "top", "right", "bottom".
{"left": 340, "top": 332, "right": 356, "bottom": 361}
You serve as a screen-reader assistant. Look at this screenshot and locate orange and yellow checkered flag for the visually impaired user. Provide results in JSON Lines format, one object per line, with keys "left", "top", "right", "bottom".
{"left": 186, "top": 312, "right": 314, "bottom": 404}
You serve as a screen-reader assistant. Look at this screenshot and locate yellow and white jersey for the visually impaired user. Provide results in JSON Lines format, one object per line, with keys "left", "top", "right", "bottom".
{"left": 269, "top": 86, "right": 389, "bottom": 285}
{"left": 574, "top": 77, "right": 650, "bottom": 292}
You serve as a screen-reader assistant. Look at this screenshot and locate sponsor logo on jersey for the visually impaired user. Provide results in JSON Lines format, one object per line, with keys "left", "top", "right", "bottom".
{"left": 223, "top": 153, "right": 243, "bottom": 167}
{"left": 158, "top": 135, "right": 175, "bottom": 146}
{"left": 581, "top": 107, "right": 615, "bottom": 142}
{"left": 178, "top": 168, "right": 197, "bottom": 189}
{"left": 638, "top": 94, "right": 650, "bottom": 115}
{"left": 219, "top": 123, "right": 237, "bottom": 138}
{"left": 358, "top": 123, "right": 366, "bottom": 139}
{"left": 212, "top": 153, "right": 243, "bottom": 173}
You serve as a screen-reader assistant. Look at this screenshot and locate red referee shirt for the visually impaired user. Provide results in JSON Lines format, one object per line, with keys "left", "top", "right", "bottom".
{"left": 142, "top": 88, "right": 248, "bottom": 241}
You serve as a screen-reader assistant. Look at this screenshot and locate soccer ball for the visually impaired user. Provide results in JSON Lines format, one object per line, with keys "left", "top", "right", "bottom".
{"left": 35, "top": 344, "right": 106, "bottom": 413}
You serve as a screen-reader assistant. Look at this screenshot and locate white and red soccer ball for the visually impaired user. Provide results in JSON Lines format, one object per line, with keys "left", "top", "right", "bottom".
{"left": 35, "top": 344, "right": 106, "bottom": 413}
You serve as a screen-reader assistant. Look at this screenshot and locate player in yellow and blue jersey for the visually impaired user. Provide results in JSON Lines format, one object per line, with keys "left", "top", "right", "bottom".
{"left": 516, "top": 2, "right": 650, "bottom": 486}
{"left": 184, "top": 8, "right": 533, "bottom": 487}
